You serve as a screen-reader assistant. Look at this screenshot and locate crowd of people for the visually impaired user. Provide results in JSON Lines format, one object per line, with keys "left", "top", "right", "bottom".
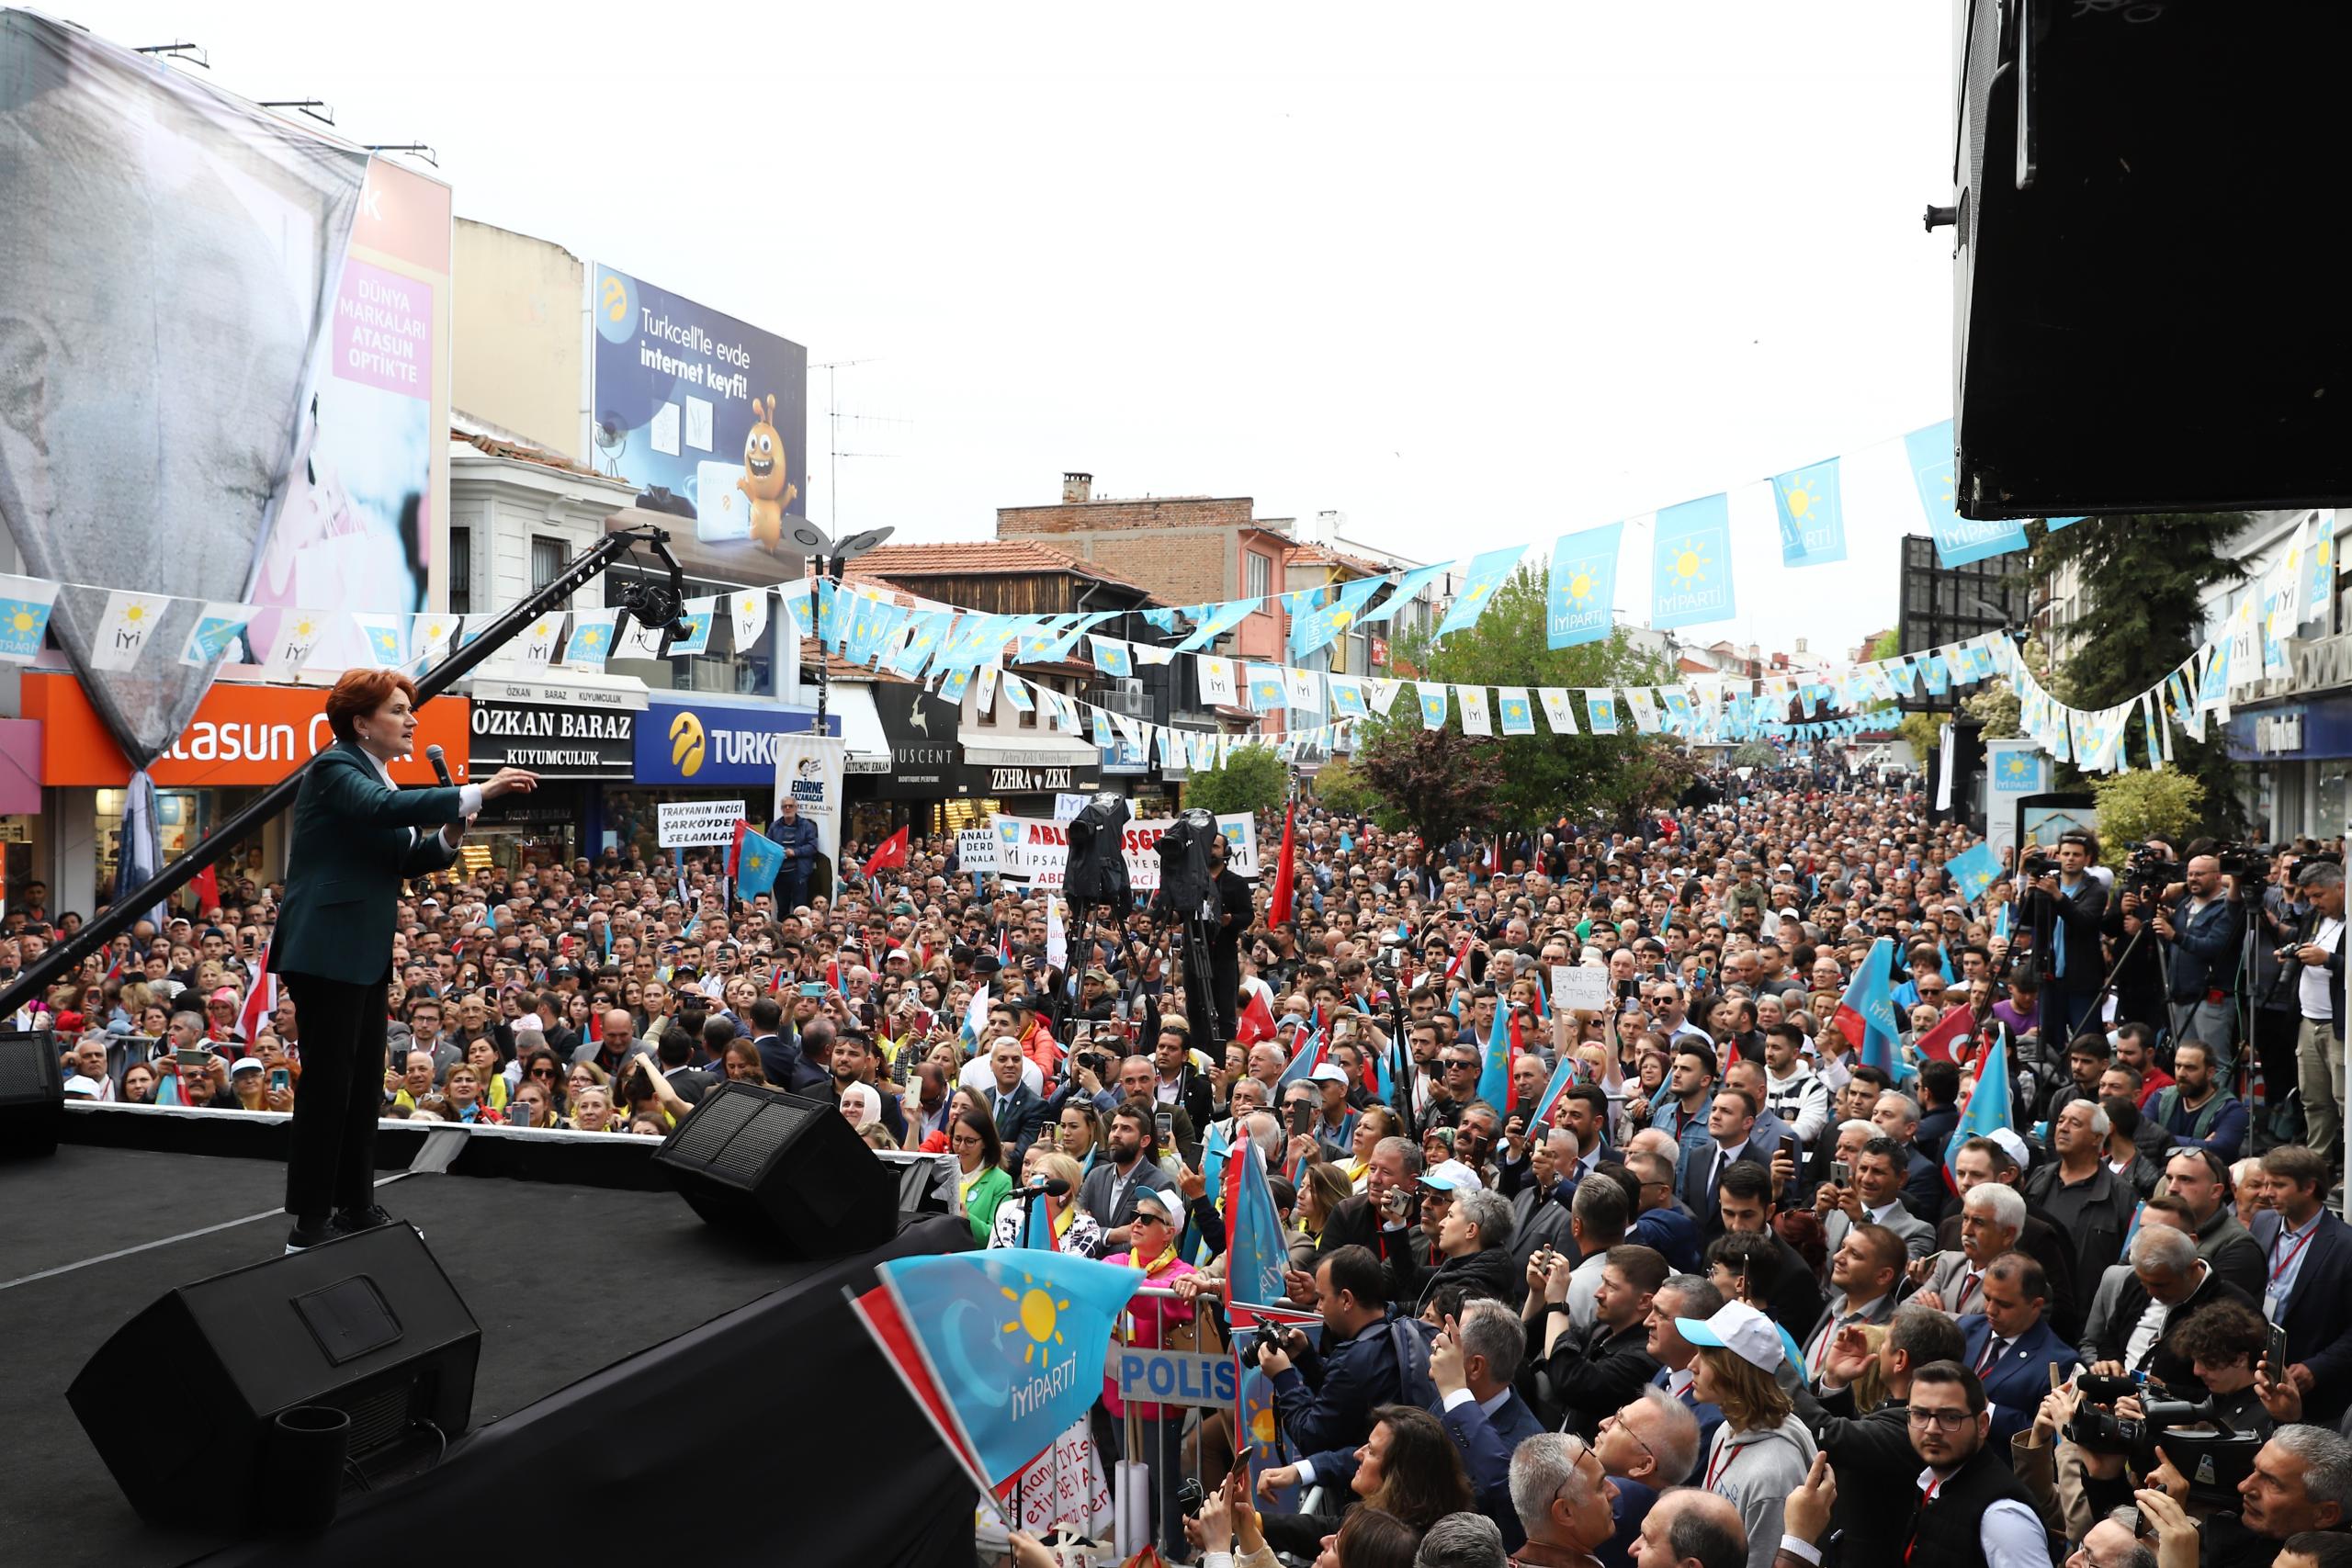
{"left": 10, "top": 751, "right": 2352, "bottom": 1568}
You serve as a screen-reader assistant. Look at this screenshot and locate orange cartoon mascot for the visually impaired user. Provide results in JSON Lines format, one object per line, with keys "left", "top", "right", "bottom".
{"left": 736, "top": 394, "right": 797, "bottom": 551}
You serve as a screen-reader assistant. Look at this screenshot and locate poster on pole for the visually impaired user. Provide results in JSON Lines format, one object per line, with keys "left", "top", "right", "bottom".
{"left": 656, "top": 799, "right": 749, "bottom": 849}
{"left": 773, "top": 730, "right": 845, "bottom": 864}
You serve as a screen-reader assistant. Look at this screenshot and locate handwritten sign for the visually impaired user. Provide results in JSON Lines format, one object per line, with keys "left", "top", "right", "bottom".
{"left": 1552, "top": 964, "right": 1611, "bottom": 1014}
{"left": 956, "top": 829, "right": 1001, "bottom": 874}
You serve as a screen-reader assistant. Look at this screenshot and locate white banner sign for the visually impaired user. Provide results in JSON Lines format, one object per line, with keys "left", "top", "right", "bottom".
{"left": 989, "top": 812, "right": 1260, "bottom": 889}
{"left": 956, "top": 828, "right": 1001, "bottom": 874}
{"left": 1552, "top": 963, "right": 1611, "bottom": 1014}
{"left": 656, "top": 799, "right": 749, "bottom": 849}
{"left": 773, "top": 731, "right": 846, "bottom": 864}
{"left": 1053, "top": 792, "right": 1091, "bottom": 821}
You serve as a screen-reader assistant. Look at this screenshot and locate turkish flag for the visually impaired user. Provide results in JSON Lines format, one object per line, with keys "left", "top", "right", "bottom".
{"left": 1235, "top": 988, "right": 1278, "bottom": 1046}
{"left": 1268, "top": 800, "right": 1297, "bottom": 927}
{"left": 863, "top": 827, "right": 910, "bottom": 879}
{"left": 1912, "top": 1003, "right": 1974, "bottom": 1065}
{"left": 189, "top": 863, "right": 220, "bottom": 913}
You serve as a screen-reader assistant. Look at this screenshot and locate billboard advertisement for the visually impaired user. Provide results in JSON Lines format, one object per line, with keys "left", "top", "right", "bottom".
{"left": 634, "top": 694, "right": 835, "bottom": 786}
{"left": 586, "top": 264, "right": 808, "bottom": 563}
{"left": 249, "top": 157, "right": 455, "bottom": 672}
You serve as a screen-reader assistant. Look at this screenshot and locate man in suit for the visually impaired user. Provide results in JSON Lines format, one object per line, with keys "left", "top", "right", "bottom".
{"left": 1935, "top": 1134, "right": 2083, "bottom": 1343}
{"left": 1797, "top": 1222, "right": 1903, "bottom": 1386}
{"left": 271, "top": 670, "right": 533, "bottom": 1252}
{"left": 2251, "top": 1144, "right": 2352, "bottom": 1424}
{"left": 1955, "top": 1251, "right": 2080, "bottom": 1444}
{"left": 1077, "top": 1099, "right": 1176, "bottom": 1257}
{"left": 1818, "top": 1136, "right": 1936, "bottom": 1263}
{"left": 1914, "top": 1180, "right": 2027, "bottom": 1322}
{"left": 982, "top": 1037, "right": 1046, "bottom": 1163}
{"left": 1148, "top": 1021, "right": 1216, "bottom": 1162}
{"left": 1682, "top": 1086, "right": 1772, "bottom": 1238}
{"left": 1715, "top": 1160, "right": 1825, "bottom": 1341}
{"left": 1279, "top": 1297, "right": 1545, "bottom": 1551}
{"left": 1645, "top": 1273, "right": 1727, "bottom": 1483}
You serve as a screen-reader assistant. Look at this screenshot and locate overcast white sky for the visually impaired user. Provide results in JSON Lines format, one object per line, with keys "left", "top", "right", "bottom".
{"left": 74, "top": 1, "right": 1957, "bottom": 661}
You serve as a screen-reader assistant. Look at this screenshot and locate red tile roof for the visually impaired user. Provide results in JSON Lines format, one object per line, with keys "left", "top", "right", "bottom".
{"left": 855, "top": 538, "right": 1161, "bottom": 601}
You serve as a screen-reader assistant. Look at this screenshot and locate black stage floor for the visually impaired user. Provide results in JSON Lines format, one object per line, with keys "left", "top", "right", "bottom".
{"left": 0, "top": 1141, "right": 973, "bottom": 1567}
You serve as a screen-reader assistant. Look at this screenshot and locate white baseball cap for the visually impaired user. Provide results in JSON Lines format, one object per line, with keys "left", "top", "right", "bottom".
{"left": 1307, "top": 1063, "right": 1351, "bottom": 1086}
{"left": 1419, "top": 1158, "right": 1484, "bottom": 1194}
{"left": 1675, "top": 1300, "right": 1784, "bottom": 1373}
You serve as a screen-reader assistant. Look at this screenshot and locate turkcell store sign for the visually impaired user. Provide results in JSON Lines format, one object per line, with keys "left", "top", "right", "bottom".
{"left": 635, "top": 694, "right": 835, "bottom": 785}
{"left": 588, "top": 264, "right": 809, "bottom": 561}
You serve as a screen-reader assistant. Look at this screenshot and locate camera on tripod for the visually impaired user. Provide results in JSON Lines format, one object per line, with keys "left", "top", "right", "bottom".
{"left": 2019, "top": 852, "right": 2059, "bottom": 879}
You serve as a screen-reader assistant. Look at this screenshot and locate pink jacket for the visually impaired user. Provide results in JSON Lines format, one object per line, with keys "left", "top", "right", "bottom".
{"left": 1101, "top": 1250, "right": 1196, "bottom": 1419}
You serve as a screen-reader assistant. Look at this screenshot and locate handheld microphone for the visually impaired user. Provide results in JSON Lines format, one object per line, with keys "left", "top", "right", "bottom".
{"left": 425, "top": 743, "right": 453, "bottom": 787}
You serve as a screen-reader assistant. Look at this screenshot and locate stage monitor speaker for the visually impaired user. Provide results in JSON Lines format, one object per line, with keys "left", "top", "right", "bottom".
{"left": 652, "top": 1081, "right": 899, "bottom": 1257}
{"left": 1951, "top": 0, "right": 2352, "bottom": 518}
{"left": 0, "top": 1026, "right": 62, "bottom": 1158}
{"left": 67, "top": 1223, "right": 479, "bottom": 1531}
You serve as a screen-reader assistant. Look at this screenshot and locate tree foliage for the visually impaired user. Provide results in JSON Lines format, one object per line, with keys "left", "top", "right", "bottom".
{"left": 1308, "top": 754, "right": 1378, "bottom": 819}
{"left": 2089, "top": 771, "right": 2208, "bottom": 865}
{"left": 1356, "top": 568, "right": 1686, "bottom": 832}
{"left": 2030, "top": 514, "right": 2248, "bottom": 833}
{"left": 1181, "top": 743, "right": 1289, "bottom": 817}
{"left": 1359, "top": 725, "right": 1504, "bottom": 848}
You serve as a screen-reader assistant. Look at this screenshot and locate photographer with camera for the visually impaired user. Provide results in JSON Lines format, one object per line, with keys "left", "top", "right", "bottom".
{"left": 2029, "top": 832, "right": 2112, "bottom": 1039}
{"left": 2287, "top": 862, "right": 2348, "bottom": 1166}
{"left": 1256, "top": 1245, "right": 1422, "bottom": 1462}
{"left": 2087, "top": 1225, "right": 2258, "bottom": 1401}
{"left": 2151, "top": 856, "right": 2248, "bottom": 1075}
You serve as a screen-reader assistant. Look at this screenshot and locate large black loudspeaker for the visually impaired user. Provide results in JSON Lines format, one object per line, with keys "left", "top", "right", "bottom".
{"left": 1952, "top": 0, "right": 2352, "bottom": 518}
{"left": 67, "top": 1224, "right": 479, "bottom": 1530}
{"left": 651, "top": 1081, "right": 899, "bottom": 1256}
{"left": 0, "top": 1026, "right": 63, "bottom": 1158}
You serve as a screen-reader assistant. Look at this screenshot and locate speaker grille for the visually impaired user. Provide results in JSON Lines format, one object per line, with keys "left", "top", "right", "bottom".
{"left": 663, "top": 1089, "right": 821, "bottom": 1190}
{"left": 0, "top": 1035, "right": 49, "bottom": 1099}
{"left": 707, "top": 1098, "right": 813, "bottom": 1185}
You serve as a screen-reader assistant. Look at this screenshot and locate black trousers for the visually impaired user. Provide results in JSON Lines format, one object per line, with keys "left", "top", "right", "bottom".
{"left": 282, "top": 971, "right": 390, "bottom": 1222}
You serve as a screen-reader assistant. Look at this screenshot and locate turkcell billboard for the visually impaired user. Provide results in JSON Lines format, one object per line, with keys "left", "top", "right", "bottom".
{"left": 587, "top": 264, "right": 808, "bottom": 560}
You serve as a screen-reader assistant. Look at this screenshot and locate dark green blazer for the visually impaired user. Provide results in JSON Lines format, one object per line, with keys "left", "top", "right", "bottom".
{"left": 270, "top": 739, "right": 465, "bottom": 987}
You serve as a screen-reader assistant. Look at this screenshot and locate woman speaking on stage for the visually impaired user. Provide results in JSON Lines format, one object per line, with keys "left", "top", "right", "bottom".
{"left": 272, "top": 669, "right": 537, "bottom": 1253}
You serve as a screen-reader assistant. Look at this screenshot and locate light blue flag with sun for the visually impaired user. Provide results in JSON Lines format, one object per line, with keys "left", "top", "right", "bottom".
{"left": 1651, "top": 493, "right": 1736, "bottom": 629}
{"left": 1946, "top": 841, "right": 2002, "bottom": 905}
{"left": 1436, "top": 546, "right": 1528, "bottom": 638}
{"left": 1991, "top": 745, "right": 2048, "bottom": 795}
{"left": 1358, "top": 562, "right": 1452, "bottom": 625}
{"left": 0, "top": 576, "right": 59, "bottom": 664}
{"left": 1497, "top": 687, "right": 1536, "bottom": 736}
{"left": 872, "top": 1249, "right": 1142, "bottom": 1493}
{"left": 668, "top": 596, "right": 717, "bottom": 657}
{"left": 1584, "top": 689, "right": 1620, "bottom": 733}
{"left": 936, "top": 666, "right": 974, "bottom": 705}
{"left": 1547, "top": 522, "right": 1622, "bottom": 648}
{"left": 1416, "top": 682, "right": 1451, "bottom": 729}
{"left": 1245, "top": 662, "right": 1288, "bottom": 712}
{"left": 1772, "top": 457, "right": 1848, "bottom": 568}
{"left": 1090, "top": 634, "right": 1133, "bottom": 679}
{"left": 352, "top": 613, "right": 407, "bottom": 670}
{"left": 1905, "top": 420, "right": 2028, "bottom": 567}
{"left": 1172, "top": 597, "right": 1261, "bottom": 653}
